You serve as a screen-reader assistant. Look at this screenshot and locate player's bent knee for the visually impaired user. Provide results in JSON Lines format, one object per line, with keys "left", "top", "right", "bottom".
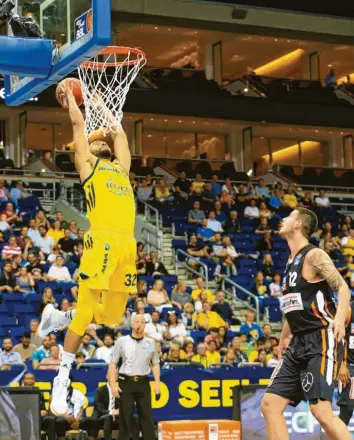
{"left": 310, "top": 400, "right": 333, "bottom": 425}
{"left": 69, "top": 310, "right": 94, "bottom": 336}
{"left": 261, "top": 393, "right": 288, "bottom": 417}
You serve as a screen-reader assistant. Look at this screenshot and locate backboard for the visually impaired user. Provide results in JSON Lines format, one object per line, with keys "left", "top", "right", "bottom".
{"left": 4, "top": 0, "right": 111, "bottom": 106}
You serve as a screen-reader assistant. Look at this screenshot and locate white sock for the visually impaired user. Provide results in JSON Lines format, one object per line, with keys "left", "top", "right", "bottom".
{"left": 58, "top": 351, "right": 76, "bottom": 381}
{"left": 58, "top": 310, "right": 76, "bottom": 326}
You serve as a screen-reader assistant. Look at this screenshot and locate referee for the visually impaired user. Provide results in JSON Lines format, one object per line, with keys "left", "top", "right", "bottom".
{"left": 108, "top": 314, "right": 161, "bottom": 440}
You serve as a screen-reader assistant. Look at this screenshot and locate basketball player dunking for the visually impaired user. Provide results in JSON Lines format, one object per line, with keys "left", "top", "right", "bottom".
{"left": 261, "top": 208, "right": 351, "bottom": 440}
{"left": 37, "top": 86, "right": 137, "bottom": 415}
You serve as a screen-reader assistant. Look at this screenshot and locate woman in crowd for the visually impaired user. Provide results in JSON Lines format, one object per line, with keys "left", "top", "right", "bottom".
{"left": 131, "top": 298, "right": 152, "bottom": 323}
{"left": 181, "top": 341, "right": 195, "bottom": 362}
{"left": 3, "top": 202, "right": 18, "bottom": 224}
{"left": 14, "top": 266, "right": 35, "bottom": 295}
{"left": 182, "top": 302, "right": 196, "bottom": 331}
{"left": 171, "top": 281, "right": 192, "bottom": 311}
{"left": 39, "top": 287, "right": 57, "bottom": 315}
{"left": 60, "top": 298, "right": 70, "bottom": 313}
{"left": 35, "top": 210, "right": 51, "bottom": 229}
{"left": 47, "top": 220, "right": 65, "bottom": 244}
{"left": 259, "top": 201, "right": 272, "bottom": 219}
{"left": 214, "top": 255, "right": 237, "bottom": 284}
{"left": 147, "top": 279, "right": 172, "bottom": 312}
{"left": 217, "top": 326, "right": 228, "bottom": 355}
{"left": 261, "top": 253, "right": 274, "bottom": 280}
{"left": 223, "top": 236, "right": 239, "bottom": 260}
{"left": 145, "top": 251, "right": 169, "bottom": 277}
{"left": 165, "top": 311, "right": 187, "bottom": 345}
{"left": 269, "top": 272, "right": 282, "bottom": 298}
{"left": 166, "top": 344, "right": 183, "bottom": 363}
{"left": 251, "top": 271, "right": 268, "bottom": 296}
{"left": 229, "top": 337, "right": 248, "bottom": 365}
{"left": 223, "top": 348, "right": 237, "bottom": 366}
{"left": 136, "top": 242, "right": 148, "bottom": 269}
{"left": 194, "top": 291, "right": 209, "bottom": 312}
{"left": 246, "top": 181, "right": 260, "bottom": 199}
{"left": 137, "top": 279, "right": 148, "bottom": 300}
{"left": 155, "top": 341, "right": 165, "bottom": 365}
{"left": 256, "top": 348, "right": 267, "bottom": 367}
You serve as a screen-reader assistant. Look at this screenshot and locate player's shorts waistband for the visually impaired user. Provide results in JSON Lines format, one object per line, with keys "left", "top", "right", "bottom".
{"left": 292, "top": 326, "right": 329, "bottom": 338}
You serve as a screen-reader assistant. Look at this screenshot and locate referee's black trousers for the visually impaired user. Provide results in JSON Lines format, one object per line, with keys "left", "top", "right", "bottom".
{"left": 119, "top": 377, "right": 154, "bottom": 440}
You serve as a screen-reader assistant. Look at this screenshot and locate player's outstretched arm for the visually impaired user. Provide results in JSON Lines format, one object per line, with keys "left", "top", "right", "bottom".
{"left": 308, "top": 247, "right": 350, "bottom": 342}
{"left": 112, "top": 129, "right": 131, "bottom": 175}
{"left": 65, "top": 87, "right": 94, "bottom": 177}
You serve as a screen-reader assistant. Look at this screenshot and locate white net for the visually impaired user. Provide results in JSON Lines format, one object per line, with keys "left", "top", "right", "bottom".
{"left": 78, "top": 47, "right": 146, "bottom": 140}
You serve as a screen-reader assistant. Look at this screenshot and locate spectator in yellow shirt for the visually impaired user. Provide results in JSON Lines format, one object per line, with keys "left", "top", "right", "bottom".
{"left": 195, "top": 302, "right": 227, "bottom": 331}
{"left": 47, "top": 220, "right": 65, "bottom": 244}
{"left": 206, "top": 340, "right": 221, "bottom": 365}
{"left": 191, "top": 276, "right": 215, "bottom": 303}
{"left": 192, "top": 343, "right": 211, "bottom": 367}
{"left": 191, "top": 174, "right": 205, "bottom": 195}
{"left": 283, "top": 186, "right": 298, "bottom": 209}
{"left": 155, "top": 180, "right": 174, "bottom": 203}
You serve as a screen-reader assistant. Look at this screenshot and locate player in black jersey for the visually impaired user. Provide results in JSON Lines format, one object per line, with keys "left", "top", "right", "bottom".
{"left": 261, "top": 208, "right": 351, "bottom": 440}
{"left": 337, "top": 300, "right": 354, "bottom": 425}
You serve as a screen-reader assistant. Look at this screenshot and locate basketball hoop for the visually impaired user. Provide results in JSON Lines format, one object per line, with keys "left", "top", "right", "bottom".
{"left": 78, "top": 46, "right": 146, "bottom": 141}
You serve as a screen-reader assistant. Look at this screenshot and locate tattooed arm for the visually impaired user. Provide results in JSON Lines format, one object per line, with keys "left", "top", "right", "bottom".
{"left": 307, "top": 247, "right": 350, "bottom": 341}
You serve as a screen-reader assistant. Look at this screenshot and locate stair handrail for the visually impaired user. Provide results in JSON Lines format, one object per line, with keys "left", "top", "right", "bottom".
{"left": 221, "top": 277, "right": 260, "bottom": 324}
{"left": 174, "top": 248, "right": 209, "bottom": 289}
{"left": 137, "top": 197, "right": 161, "bottom": 230}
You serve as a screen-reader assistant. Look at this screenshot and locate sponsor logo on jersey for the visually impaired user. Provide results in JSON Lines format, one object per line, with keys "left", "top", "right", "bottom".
{"left": 294, "top": 254, "right": 302, "bottom": 266}
{"left": 106, "top": 178, "right": 133, "bottom": 197}
{"left": 99, "top": 166, "right": 122, "bottom": 175}
{"left": 351, "top": 323, "right": 354, "bottom": 334}
{"left": 281, "top": 292, "right": 304, "bottom": 314}
{"left": 282, "top": 277, "right": 287, "bottom": 292}
{"left": 350, "top": 336, "right": 354, "bottom": 350}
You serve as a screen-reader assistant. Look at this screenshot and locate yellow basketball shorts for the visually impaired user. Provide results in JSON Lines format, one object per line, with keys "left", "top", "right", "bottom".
{"left": 79, "top": 228, "right": 137, "bottom": 293}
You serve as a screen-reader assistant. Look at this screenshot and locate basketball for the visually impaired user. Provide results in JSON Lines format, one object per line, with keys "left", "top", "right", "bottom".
{"left": 56, "top": 78, "right": 83, "bottom": 108}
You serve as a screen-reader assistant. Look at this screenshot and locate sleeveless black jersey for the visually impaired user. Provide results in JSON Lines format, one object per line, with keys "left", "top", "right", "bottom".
{"left": 282, "top": 244, "right": 336, "bottom": 336}
{"left": 344, "top": 301, "right": 354, "bottom": 365}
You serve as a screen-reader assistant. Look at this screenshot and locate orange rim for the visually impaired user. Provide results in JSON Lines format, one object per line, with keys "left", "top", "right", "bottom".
{"left": 82, "top": 46, "right": 146, "bottom": 69}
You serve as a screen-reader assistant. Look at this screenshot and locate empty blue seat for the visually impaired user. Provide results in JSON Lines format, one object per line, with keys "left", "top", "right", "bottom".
{"left": 0, "top": 304, "right": 8, "bottom": 313}
{"left": 161, "top": 276, "right": 178, "bottom": 284}
{"left": 26, "top": 293, "right": 43, "bottom": 304}
{"left": 12, "top": 304, "right": 36, "bottom": 315}
{"left": 36, "top": 281, "right": 60, "bottom": 294}
{"left": 0, "top": 317, "right": 17, "bottom": 327}
{"left": 9, "top": 327, "right": 27, "bottom": 337}
{"left": 2, "top": 294, "right": 26, "bottom": 303}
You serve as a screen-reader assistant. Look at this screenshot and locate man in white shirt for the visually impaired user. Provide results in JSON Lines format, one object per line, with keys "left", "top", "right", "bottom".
{"left": 37, "top": 226, "right": 55, "bottom": 255}
{"left": 27, "top": 218, "right": 41, "bottom": 246}
{"left": 145, "top": 310, "right": 166, "bottom": 342}
{"left": 207, "top": 211, "right": 223, "bottom": 233}
{"left": 47, "top": 255, "right": 71, "bottom": 281}
{"left": 314, "top": 190, "right": 330, "bottom": 208}
{"left": 94, "top": 334, "right": 114, "bottom": 363}
{"left": 244, "top": 199, "right": 260, "bottom": 219}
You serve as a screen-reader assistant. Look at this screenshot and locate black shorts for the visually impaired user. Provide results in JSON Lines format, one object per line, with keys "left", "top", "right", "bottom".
{"left": 266, "top": 328, "right": 343, "bottom": 407}
{"left": 337, "top": 364, "right": 354, "bottom": 408}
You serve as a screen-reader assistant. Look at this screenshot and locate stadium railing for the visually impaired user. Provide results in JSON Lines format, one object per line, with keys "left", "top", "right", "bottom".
{"left": 221, "top": 277, "right": 260, "bottom": 323}
{"left": 174, "top": 248, "right": 209, "bottom": 289}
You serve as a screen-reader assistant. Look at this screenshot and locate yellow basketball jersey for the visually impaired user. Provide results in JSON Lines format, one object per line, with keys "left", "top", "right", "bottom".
{"left": 83, "top": 159, "right": 135, "bottom": 233}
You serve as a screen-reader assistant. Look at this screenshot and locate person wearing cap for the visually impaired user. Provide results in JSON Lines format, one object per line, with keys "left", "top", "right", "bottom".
{"left": 108, "top": 314, "right": 160, "bottom": 440}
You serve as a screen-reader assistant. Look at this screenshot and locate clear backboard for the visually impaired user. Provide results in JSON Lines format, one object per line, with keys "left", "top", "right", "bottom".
{"left": 4, "top": 0, "right": 111, "bottom": 106}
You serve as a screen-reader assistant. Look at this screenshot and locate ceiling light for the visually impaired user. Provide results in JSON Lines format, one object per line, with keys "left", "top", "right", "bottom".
{"left": 147, "top": 134, "right": 152, "bottom": 138}
{"left": 164, "top": 119, "right": 168, "bottom": 122}
{"left": 247, "top": 169, "right": 253, "bottom": 177}
{"left": 274, "top": 39, "right": 278, "bottom": 42}
{"left": 154, "top": 27, "right": 158, "bottom": 30}
{"left": 179, "top": 120, "right": 182, "bottom": 123}
{"left": 41, "top": 169, "right": 46, "bottom": 173}
{"left": 150, "top": 118, "right": 154, "bottom": 121}
{"left": 315, "top": 130, "right": 318, "bottom": 133}
{"left": 328, "top": 64, "right": 332, "bottom": 67}
{"left": 260, "top": 137, "right": 264, "bottom": 139}
{"left": 341, "top": 132, "right": 344, "bottom": 135}
{"left": 192, "top": 121, "right": 196, "bottom": 124}
{"left": 287, "top": 40, "right": 291, "bottom": 43}
{"left": 194, "top": 31, "right": 198, "bottom": 34}
{"left": 168, "top": 28, "right": 171, "bottom": 31}
{"left": 329, "top": 131, "right": 333, "bottom": 134}
{"left": 244, "top": 87, "right": 249, "bottom": 93}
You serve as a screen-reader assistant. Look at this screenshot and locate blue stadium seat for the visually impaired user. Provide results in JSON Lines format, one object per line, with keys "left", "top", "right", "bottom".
{"left": 0, "top": 327, "right": 8, "bottom": 337}
{"left": 9, "top": 327, "right": 27, "bottom": 338}
{"left": 36, "top": 281, "right": 60, "bottom": 294}
{"left": 12, "top": 304, "right": 36, "bottom": 315}
{"left": 26, "top": 293, "right": 43, "bottom": 304}
{"left": 161, "top": 276, "right": 178, "bottom": 284}
{"left": 0, "top": 304, "right": 9, "bottom": 313}
{"left": 2, "top": 294, "right": 26, "bottom": 304}
{"left": 138, "top": 276, "right": 154, "bottom": 284}
{"left": 0, "top": 317, "right": 17, "bottom": 327}
{"left": 60, "top": 281, "right": 78, "bottom": 295}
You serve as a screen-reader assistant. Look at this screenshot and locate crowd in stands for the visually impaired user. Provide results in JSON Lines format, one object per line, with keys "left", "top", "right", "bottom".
{"left": 0, "top": 171, "right": 352, "bottom": 437}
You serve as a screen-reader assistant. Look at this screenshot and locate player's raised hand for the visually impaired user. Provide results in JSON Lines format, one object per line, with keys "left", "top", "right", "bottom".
{"left": 330, "top": 316, "right": 346, "bottom": 343}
